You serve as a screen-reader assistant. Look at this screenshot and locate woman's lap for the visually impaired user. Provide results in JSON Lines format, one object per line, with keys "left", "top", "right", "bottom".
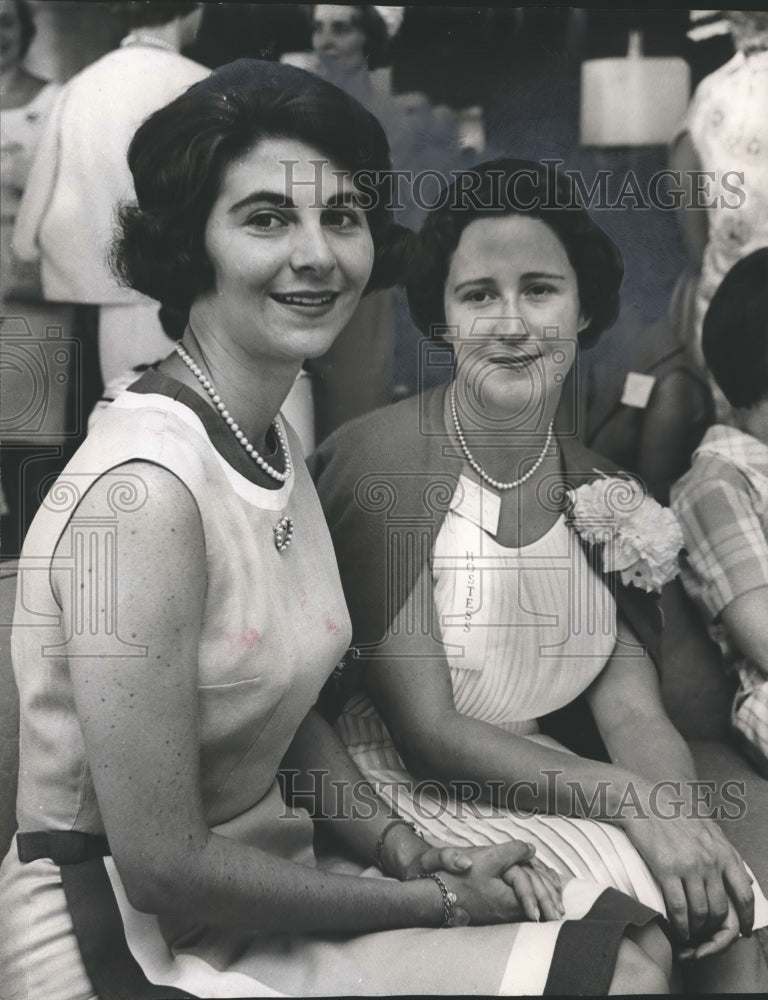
{"left": 349, "top": 752, "right": 666, "bottom": 913}
{"left": 0, "top": 840, "right": 659, "bottom": 998}
{"left": 0, "top": 850, "right": 97, "bottom": 1000}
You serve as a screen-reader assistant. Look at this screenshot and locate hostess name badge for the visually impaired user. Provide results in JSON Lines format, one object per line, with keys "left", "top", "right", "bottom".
{"left": 621, "top": 371, "right": 656, "bottom": 409}
{"left": 452, "top": 474, "right": 501, "bottom": 535}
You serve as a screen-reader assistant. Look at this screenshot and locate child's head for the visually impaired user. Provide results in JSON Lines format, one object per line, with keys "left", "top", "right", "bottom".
{"left": 702, "top": 248, "right": 768, "bottom": 410}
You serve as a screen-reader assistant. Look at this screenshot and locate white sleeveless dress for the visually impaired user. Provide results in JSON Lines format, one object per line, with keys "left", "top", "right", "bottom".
{"left": 1, "top": 377, "right": 659, "bottom": 998}
{"left": 336, "top": 479, "right": 665, "bottom": 907}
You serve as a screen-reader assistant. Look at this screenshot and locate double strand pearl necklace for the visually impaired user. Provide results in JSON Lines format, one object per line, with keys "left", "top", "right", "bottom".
{"left": 175, "top": 341, "right": 292, "bottom": 484}
{"left": 450, "top": 383, "right": 553, "bottom": 491}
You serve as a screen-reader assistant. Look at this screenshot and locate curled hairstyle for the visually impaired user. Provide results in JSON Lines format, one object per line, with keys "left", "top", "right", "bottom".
{"left": 702, "top": 248, "right": 768, "bottom": 409}
{"left": 349, "top": 5, "right": 390, "bottom": 69}
{"left": 406, "top": 159, "right": 624, "bottom": 349}
{"left": 113, "top": 60, "right": 405, "bottom": 310}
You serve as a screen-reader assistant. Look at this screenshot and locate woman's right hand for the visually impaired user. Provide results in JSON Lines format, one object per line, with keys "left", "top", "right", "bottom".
{"left": 505, "top": 855, "right": 566, "bottom": 922}
{"left": 437, "top": 841, "right": 565, "bottom": 925}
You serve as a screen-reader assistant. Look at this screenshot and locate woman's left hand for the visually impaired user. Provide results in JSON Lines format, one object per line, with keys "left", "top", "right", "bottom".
{"left": 500, "top": 856, "right": 566, "bottom": 921}
{"left": 588, "top": 618, "right": 755, "bottom": 955}
{"left": 677, "top": 896, "right": 740, "bottom": 962}
{"left": 403, "top": 839, "right": 565, "bottom": 922}
{"left": 623, "top": 807, "right": 754, "bottom": 953}
{"left": 401, "top": 841, "right": 474, "bottom": 879}
{"left": 396, "top": 834, "right": 532, "bottom": 883}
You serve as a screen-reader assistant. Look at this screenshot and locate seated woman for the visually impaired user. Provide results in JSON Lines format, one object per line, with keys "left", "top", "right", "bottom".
{"left": 672, "top": 248, "right": 768, "bottom": 780}
{"left": 313, "top": 159, "right": 768, "bottom": 993}
{"left": 0, "top": 64, "right": 669, "bottom": 999}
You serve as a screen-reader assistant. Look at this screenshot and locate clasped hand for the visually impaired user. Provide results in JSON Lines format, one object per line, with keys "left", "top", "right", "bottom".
{"left": 408, "top": 839, "right": 566, "bottom": 926}
{"left": 624, "top": 803, "right": 754, "bottom": 959}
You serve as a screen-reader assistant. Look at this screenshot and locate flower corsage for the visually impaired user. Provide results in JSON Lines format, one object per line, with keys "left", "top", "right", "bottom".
{"left": 566, "top": 473, "right": 683, "bottom": 593}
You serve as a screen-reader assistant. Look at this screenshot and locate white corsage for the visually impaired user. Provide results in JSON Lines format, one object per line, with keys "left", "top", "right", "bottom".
{"left": 566, "top": 473, "right": 683, "bottom": 593}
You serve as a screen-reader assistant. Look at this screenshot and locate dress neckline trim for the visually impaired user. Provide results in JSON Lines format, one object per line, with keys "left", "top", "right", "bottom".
{"left": 446, "top": 493, "right": 567, "bottom": 553}
{"left": 122, "top": 369, "right": 295, "bottom": 499}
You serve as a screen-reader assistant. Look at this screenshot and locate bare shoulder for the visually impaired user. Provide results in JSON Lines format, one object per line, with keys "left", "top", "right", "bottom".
{"left": 54, "top": 459, "right": 200, "bottom": 523}
{"left": 50, "top": 460, "right": 205, "bottom": 605}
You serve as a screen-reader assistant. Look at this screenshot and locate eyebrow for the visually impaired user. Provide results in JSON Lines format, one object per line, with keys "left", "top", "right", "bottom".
{"left": 229, "top": 191, "right": 293, "bottom": 214}
{"left": 453, "top": 272, "right": 566, "bottom": 292}
{"left": 229, "top": 189, "right": 362, "bottom": 214}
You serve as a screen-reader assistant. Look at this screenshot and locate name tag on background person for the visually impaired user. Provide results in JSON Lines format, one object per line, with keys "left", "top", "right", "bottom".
{"left": 621, "top": 371, "right": 656, "bottom": 409}
{"left": 451, "top": 474, "right": 501, "bottom": 535}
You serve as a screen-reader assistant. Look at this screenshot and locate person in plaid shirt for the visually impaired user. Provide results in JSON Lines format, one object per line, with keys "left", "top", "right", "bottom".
{"left": 672, "top": 249, "right": 768, "bottom": 778}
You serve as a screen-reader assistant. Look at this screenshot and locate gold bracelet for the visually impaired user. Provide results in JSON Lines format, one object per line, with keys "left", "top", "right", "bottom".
{"left": 419, "top": 872, "right": 458, "bottom": 928}
{"left": 374, "top": 818, "right": 422, "bottom": 873}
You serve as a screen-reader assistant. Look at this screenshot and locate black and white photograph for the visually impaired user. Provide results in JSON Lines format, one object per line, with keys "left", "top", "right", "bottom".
{"left": 1, "top": 3, "right": 767, "bottom": 996}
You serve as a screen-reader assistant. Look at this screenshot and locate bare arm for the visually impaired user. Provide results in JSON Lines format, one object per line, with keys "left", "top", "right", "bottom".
{"left": 719, "top": 586, "right": 768, "bottom": 677}
{"left": 281, "top": 707, "right": 563, "bottom": 921}
{"left": 362, "top": 572, "right": 652, "bottom": 821}
{"left": 364, "top": 576, "right": 753, "bottom": 953}
{"left": 54, "top": 461, "right": 540, "bottom": 932}
{"left": 587, "top": 618, "right": 754, "bottom": 952}
{"left": 585, "top": 617, "right": 697, "bottom": 783}
{"left": 281, "top": 705, "right": 471, "bottom": 879}
{"left": 53, "top": 462, "right": 450, "bottom": 933}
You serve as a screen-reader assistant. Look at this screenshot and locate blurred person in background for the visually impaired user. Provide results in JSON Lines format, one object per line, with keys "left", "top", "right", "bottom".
{"left": 0, "top": 0, "right": 59, "bottom": 301}
{"left": 282, "top": 5, "right": 402, "bottom": 443}
{"left": 282, "top": 6, "right": 472, "bottom": 430}
{"left": 672, "top": 249, "right": 768, "bottom": 781}
{"left": 1, "top": 0, "right": 65, "bottom": 555}
{"left": 579, "top": 278, "right": 714, "bottom": 506}
{"left": 11, "top": 1, "right": 207, "bottom": 390}
{"left": 670, "top": 10, "right": 768, "bottom": 413}
{"left": 283, "top": 4, "right": 392, "bottom": 111}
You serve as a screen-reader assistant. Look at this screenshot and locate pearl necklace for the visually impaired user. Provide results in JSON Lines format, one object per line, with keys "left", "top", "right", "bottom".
{"left": 175, "top": 341, "right": 292, "bottom": 484}
{"left": 450, "top": 383, "right": 553, "bottom": 491}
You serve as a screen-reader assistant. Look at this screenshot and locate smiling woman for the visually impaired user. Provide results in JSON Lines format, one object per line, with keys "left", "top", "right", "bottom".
{"left": 193, "top": 137, "right": 375, "bottom": 372}
{"left": 0, "top": 63, "right": 666, "bottom": 1000}
{"left": 314, "top": 159, "right": 768, "bottom": 994}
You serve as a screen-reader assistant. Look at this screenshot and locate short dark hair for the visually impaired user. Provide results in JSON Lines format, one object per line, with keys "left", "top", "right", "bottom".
{"left": 702, "top": 248, "right": 768, "bottom": 409}
{"left": 405, "top": 159, "right": 624, "bottom": 349}
{"left": 14, "top": 0, "right": 36, "bottom": 59}
{"left": 113, "top": 60, "right": 405, "bottom": 310}
{"left": 311, "top": 4, "right": 390, "bottom": 70}
{"left": 351, "top": 5, "right": 389, "bottom": 70}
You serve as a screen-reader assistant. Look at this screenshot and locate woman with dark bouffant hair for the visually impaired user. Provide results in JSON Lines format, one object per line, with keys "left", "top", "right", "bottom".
{"left": 0, "top": 62, "right": 622, "bottom": 1000}
{"left": 315, "top": 159, "right": 768, "bottom": 994}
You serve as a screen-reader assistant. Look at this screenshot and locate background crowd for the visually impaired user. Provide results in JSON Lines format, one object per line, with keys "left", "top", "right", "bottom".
{"left": 0, "top": 5, "right": 768, "bottom": 994}
{"left": 4, "top": 4, "right": 763, "bottom": 553}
